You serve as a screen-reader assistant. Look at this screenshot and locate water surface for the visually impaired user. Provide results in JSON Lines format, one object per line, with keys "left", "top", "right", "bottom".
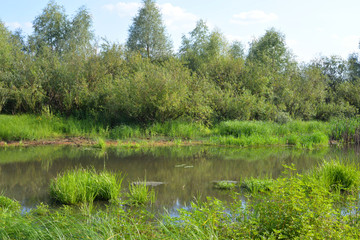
{"left": 0, "top": 145, "right": 359, "bottom": 211}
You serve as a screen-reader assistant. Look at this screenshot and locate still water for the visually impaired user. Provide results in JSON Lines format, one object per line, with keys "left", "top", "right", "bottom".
{"left": 0, "top": 145, "right": 359, "bottom": 211}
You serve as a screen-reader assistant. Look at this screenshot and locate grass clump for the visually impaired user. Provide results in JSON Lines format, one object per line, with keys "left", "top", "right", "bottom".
{"left": 49, "top": 167, "right": 122, "bottom": 205}
{"left": 241, "top": 177, "right": 274, "bottom": 193}
{"left": 127, "top": 182, "right": 155, "bottom": 206}
{"left": 0, "top": 196, "right": 21, "bottom": 213}
{"left": 213, "top": 181, "right": 237, "bottom": 190}
{"left": 309, "top": 159, "right": 360, "bottom": 193}
{"left": 94, "top": 137, "right": 107, "bottom": 149}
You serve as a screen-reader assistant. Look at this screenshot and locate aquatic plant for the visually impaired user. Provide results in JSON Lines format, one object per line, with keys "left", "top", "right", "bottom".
{"left": 213, "top": 181, "right": 236, "bottom": 190}
{"left": 0, "top": 196, "right": 21, "bottom": 213}
{"left": 241, "top": 177, "right": 274, "bottom": 193}
{"left": 309, "top": 159, "right": 360, "bottom": 192}
{"left": 49, "top": 167, "right": 122, "bottom": 205}
{"left": 127, "top": 181, "right": 155, "bottom": 206}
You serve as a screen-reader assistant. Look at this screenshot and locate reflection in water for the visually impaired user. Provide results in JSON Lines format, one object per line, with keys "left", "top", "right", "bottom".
{"left": 0, "top": 145, "right": 359, "bottom": 211}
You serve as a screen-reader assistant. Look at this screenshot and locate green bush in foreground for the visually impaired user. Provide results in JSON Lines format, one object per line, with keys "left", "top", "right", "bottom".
{"left": 49, "top": 168, "right": 123, "bottom": 205}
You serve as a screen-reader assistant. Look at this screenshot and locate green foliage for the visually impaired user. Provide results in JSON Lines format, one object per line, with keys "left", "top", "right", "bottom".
{"left": 243, "top": 171, "right": 342, "bottom": 239}
{"left": 148, "top": 120, "right": 210, "bottom": 139}
{"left": 30, "top": 1, "right": 94, "bottom": 55}
{"left": 110, "top": 124, "right": 142, "bottom": 139}
{"left": 2, "top": 2, "right": 360, "bottom": 130}
{"left": 49, "top": 167, "right": 123, "bottom": 204}
{"left": 0, "top": 196, "right": 21, "bottom": 213}
{"left": 127, "top": 0, "right": 172, "bottom": 60}
{"left": 127, "top": 182, "right": 155, "bottom": 206}
{"left": 94, "top": 137, "right": 107, "bottom": 149}
{"left": 241, "top": 177, "right": 274, "bottom": 193}
{"left": 213, "top": 181, "right": 236, "bottom": 190}
{"left": 0, "top": 114, "right": 106, "bottom": 141}
{"left": 329, "top": 116, "right": 360, "bottom": 143}
{"left": 309, "top": 160, "right": 360, "bottom": 192}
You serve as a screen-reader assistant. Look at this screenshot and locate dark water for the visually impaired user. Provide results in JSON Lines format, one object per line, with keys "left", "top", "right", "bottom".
{"left": 0, "top": 145, "right": 359, "bottom": 211}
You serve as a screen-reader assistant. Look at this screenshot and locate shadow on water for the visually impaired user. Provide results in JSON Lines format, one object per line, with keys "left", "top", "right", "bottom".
{"left": 0, "top": 144, "right": 359, "bottom": 211}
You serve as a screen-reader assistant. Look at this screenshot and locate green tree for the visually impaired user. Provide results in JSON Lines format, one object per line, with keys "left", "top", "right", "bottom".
{"left": 30, "top": 1, "right": 70, "bottom": 54}
{"left": 30, "top": 1, "right": 94, "bottom": 56}
{"left": 347, "top": 53, "right": 360, "bottom": 82}
{"left": 126, "top": 0, "right": 172, "bottom": 60}
{"left": 244, "top": 29, "right": 296, "bottom": 112}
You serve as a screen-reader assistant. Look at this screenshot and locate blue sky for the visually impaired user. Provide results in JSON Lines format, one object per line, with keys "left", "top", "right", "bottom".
{"left": 1, "top": 0, "right": 359, "bottom": 62}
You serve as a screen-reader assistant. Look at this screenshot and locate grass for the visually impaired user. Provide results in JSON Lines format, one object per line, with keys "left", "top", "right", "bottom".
{"left": 213, "top": 181, "right": 237, "bottom": 190}
{"left": 0, "top": 196, "right": 21, "bottom": 213}
{"left": 0, "top": 114, "right": 107, "bottom": 141}
{"left": 330, "top": 116, "right": 360, "bottom": 143}
{"left": 308, "top": 159, "right": 360, "bottom": 192}
{"left": 94, "top": 137, "right": 107, "bottom": 149}
{"left": 127, "top": 181, "right": 156, "bottom": 206}
{"left": 1, "top": 114, "right": 360, "bottom": 149}
{"left": 241, "top": 177, "right": 274, "bottom": 193}
{"left": 49, "top": 167, "right": 123, "bottom": 205}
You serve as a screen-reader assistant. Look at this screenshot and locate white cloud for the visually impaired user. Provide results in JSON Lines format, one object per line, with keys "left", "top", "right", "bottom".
{"left": 335, "top": 35, "right": 360, "bottom": 54}
{"left": 159, "top": 3, "right": 198, "bottom": 31}
{"left": 231, "top": 10, "right": 278, "bottom": 25}
{"left": 5, "top": 22, "right": 22, "bottom": 29}
{"left": 286, "top": 39, "right": 298, "bottom": 48}
{"left": 5, "top": 21, "right": 33, "bottom": 31}
{"left": 226, "top": 34, "right": 252, "bottom": 43}
{"left": 103, "top": 2, "right": 141, "bottom": 17}
{"left": 24, "top": 22, "right": 33, "bottom": 29}
{"left": 102, "top": 1, "right": 200, "bottom": 43}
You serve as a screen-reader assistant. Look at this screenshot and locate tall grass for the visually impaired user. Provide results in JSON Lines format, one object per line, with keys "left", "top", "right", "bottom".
{"left": 329, "top": 117, "right": 360, "bottom": 143}
{"left": 308, "top": 159, "right": 360, "bottom": 192}
{"left": 2, "top": 114, "right": 360, "bottom": 148}
{"left": 148, "top": 120, "right": 211, "bottom": 139}
{"left": 211, "top": 120, "right": 329, "bottom": 148}
{"left": 0, "top": 114, "right": 107, "bottom": 141}
{"left": 127, "top": 181, "right": 156, "bottom": 206}
{"left": 0, "top": 196, "right": 21, "bottom": 213}
{"left": 50, "top": 168, "right": 123, "bottom": 205}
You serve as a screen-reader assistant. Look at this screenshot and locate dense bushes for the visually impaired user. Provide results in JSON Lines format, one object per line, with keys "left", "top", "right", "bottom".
{"left": 1, "top": 2, "right": 360, "bottom": 126}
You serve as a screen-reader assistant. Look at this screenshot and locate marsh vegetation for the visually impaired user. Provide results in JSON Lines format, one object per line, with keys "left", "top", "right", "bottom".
{"left": 1, "top": 0, "right": 360, "bottom": 238}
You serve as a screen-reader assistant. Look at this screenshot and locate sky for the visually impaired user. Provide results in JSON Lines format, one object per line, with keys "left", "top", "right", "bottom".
{"left": 1, "top": 0, "right": 359, "bottom": 62}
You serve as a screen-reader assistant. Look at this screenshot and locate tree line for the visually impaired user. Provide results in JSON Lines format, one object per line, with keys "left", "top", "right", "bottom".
{"left": 0, "top": 0, "right": 360, "bottom": 126}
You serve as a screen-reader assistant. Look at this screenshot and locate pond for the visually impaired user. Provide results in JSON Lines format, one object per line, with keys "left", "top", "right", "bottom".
{"left": 0, "top": 145, "right": 359, "bottom": 211}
